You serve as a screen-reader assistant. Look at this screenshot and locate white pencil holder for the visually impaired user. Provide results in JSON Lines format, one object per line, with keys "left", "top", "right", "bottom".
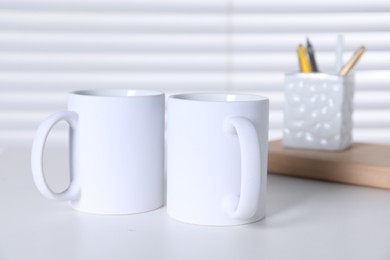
{"left": 283, "top": 73, "right": 354, "bottom": 151}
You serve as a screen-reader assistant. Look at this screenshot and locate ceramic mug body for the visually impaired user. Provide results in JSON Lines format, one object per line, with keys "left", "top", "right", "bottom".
{"left": 32, "top": 89, "right": 165, "bottom": 214}
{"left": 167, "top": 93, "right": 269, "bottom": 226}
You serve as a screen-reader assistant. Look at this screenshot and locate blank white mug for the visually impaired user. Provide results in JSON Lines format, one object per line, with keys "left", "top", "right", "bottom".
{"left": 167, "top": 93, "right": 269, "bottom": 226}
{"left": 31, "top": 89, "right": 165, "bottom": 215}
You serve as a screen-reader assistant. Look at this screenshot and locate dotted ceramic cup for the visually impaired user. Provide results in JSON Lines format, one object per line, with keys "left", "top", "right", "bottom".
{"left": 283, "top": 73, "right": 354, "bottom": 151}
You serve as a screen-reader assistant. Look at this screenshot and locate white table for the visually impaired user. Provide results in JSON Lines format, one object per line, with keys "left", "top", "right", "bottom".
{"left": 1, "top": 145, "right": 390, "bottom": 260}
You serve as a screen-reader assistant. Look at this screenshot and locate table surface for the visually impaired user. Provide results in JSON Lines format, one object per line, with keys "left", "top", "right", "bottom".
{"left": 1, "top": 145, "right": 390, "bottom": 260}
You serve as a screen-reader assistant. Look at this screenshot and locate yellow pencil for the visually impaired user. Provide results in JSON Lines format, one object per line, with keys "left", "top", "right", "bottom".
{"left": 298, "top": 44, "right": 313, "bottom": 73}
{"left": 339, "top": 46, "right": 366, "bottom": 76}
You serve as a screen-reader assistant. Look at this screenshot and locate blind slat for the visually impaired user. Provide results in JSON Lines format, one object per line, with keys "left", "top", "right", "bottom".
{"left": 2, "top": 11, "right": 390, "bottom": 33}
{"left": 353, "top": 129, "right": 390, "bottom": 143}
{"left": 0, "top": 71, "right": 389, "bottom": 91}
{"left": 1, "top": 0, "right": 390, "bottom": 13}
{"left": 2, "top": 32, "right": 390, "bottom": 53}
{"left": 0, "top": 129, "right": 67, "bottom": 146}
{"left": 0, "top": 52, "right": 388, "bottom": 72}
{"left": 235, "top": 0, "right": 390, "bottom": 13}
{"left": 1, "top": 11, "right": 227, "bottom": 33}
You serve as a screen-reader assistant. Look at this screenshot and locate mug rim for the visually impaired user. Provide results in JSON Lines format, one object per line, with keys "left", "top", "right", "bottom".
{"left": 169, "top": 92, "right": 268, "bottom": 103}
{"left": 71, "top": 89, "right": 164, "bottom": 98}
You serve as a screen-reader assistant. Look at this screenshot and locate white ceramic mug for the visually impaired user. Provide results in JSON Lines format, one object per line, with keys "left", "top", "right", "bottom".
{"left": 31, "top": 89, "right": 165, "bottom": 214}
{"left": 167, "top": 93, "right": 269, "bottom": 226}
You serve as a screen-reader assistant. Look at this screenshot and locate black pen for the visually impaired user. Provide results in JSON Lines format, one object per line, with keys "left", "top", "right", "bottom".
{"left": 306, "top": 38, "right": 319, "bottom": 72}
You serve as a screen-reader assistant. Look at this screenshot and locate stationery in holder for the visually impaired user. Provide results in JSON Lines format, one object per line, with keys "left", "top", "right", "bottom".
{"left": 284, "top": 37, "right": 365, "bottom": 151}
{"left": 283, "top": 73, "right": 354, "bottom": 151}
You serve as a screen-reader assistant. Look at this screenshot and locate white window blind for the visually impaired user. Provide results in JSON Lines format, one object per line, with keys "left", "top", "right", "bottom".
{"left": 0, "top": 0, "right": 389, "bottom": 146}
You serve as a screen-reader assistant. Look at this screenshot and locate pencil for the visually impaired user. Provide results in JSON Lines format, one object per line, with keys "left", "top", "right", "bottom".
{"left": 339, "top": 46, "right": 366, "bottom": 76}
{"left": 298, "top": 44, "right": 313, "bottom": 73}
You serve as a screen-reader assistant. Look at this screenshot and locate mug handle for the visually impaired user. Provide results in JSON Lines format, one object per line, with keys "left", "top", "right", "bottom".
{"left": 31, "top": 111, "right": 80, "bottom": 201}
{"left": 223, "top": 116, "right": 262, "bottom": 219}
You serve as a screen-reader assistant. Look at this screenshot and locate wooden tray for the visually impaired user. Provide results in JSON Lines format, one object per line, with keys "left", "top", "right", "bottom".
{"left": 268, "top": 140, "right": 390, "bottom": 189}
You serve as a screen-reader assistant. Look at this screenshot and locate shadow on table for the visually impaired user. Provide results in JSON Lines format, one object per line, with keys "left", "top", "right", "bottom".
{"left": 250, "top": 174, "right": 330, "bottom": 228}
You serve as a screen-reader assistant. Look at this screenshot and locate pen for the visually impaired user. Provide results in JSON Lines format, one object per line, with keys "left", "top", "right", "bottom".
{"left": 335, "top": 34, "right": 344, "bottom": 72}
{"left": 297, "top": 44, "right": 313, "bottom": 73}
{"left": 339, "top": 46, "right": 366, "bottom": 76}
{"left": 306, "top": 38, "right": 318, "bottom": 72}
